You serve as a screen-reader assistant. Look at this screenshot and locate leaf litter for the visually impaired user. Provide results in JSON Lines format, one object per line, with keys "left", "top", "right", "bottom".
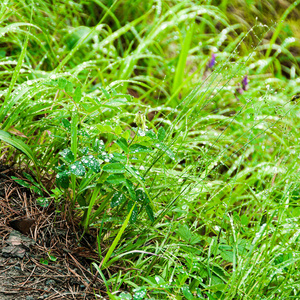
{"left": 0, "top": 165, "right": 108, "bottom": 299}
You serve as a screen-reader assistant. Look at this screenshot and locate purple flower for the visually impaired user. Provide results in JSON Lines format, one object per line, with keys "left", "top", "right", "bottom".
{"left": 242, "top": 76, "right": 248, "bottom": 91}
{"left": 207, "top": 53, "right": 216, "bottom": 69}
{"left": 237, "top": 85, "right": 244, "bottom": 95}
{"left": 236, "top": 76, "right": 249, "bottom": 97}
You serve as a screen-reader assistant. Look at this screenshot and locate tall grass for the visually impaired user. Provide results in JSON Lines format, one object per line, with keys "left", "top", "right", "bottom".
{"left": 0, "top": 0, "right": 300, "bottom": 298}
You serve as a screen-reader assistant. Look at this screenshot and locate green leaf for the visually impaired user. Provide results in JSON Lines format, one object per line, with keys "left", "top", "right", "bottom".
{"left": 154, "top": 142, "right": 176, "bottom": 160}
{"left": 65, "top": 26, "right": 92, "bottom": 50}
{"left": 265, "top": 0, "right": 300, "bottom": 58}
{"left": 56, "top": 171, "right": 69, "bottom": 189}
{"left": 128, "top": 200, "right": 138, "bottom": 223}
{"left": 146, "top": 129, "right": 156, "bottom": 140}
{"left": 11, "top": 176, "right": 31, "bottom": 189}
{"left": 177, "top": 224, "right": 192, "bottom": 241}
{"left": 65, "top": 81, "right": 73, "bottom": 93}
{"left": 106, "top": 174, "right": 126, "bottom": 185}
{"left": 111, "top": 153, "right": 127, "bottom": 163}
{"left": 111, "top": 192, "right": 126, "bottom": 208}
{"left": 3, "top": 30, "right": 29, "bottom": 106}
{"left": 206, "top": 292, "right": 219, "bottom": 300}
{"left": 36, "top": 197, "right": 50, "bottom": 207}
{"left": 71, "top": 110, "right": 78, "bottom": 161}
{"left": 96, "top": 124, "right": 114, "bottom": 134}
{"left": 171, "top": 19, "right": 195, "bottom": 102}
{"left": 0, "top": 130, "right": 39, "bottom": 174}
{"left": 125, "top": 165, "right": 144, "bottom": 182}
{"left": 79, "top": 147, "right": 89, "bottom": 156}
{"left": 13, "top": 173, "right": 44, "bottom": 196}
{"left": 69, "top": 161, "right": 86, "bottom": 176}
{"left": 62, "top": 118, "right": 71, "bottom": 131}
{"left": 100, "top": 87, "right": 110, "bottom": 99}
{"left": 105, "top": 98, "right": 128, "bottom": 106}
{"left": 74, "top": 86, "right": 82, "bottom": 103}
{"left": 56, "top": 163, "right": 67, "bottom": 172}
{"left": 135, "top": 189, "right": 149, "bottom": 204}
{"left": 129, "top": 144, "right": 151, "bottom": 154}
{"left": 133, "top": 288, "right": 146, "bottom": 300}
{"left": 153, "top": 275, "right": 165, "bottom": 285}
{"left": 31, "top": 185, "right": 44, "bottom": 196}
{"left": 93, "top": 138, "right": 105, "bottom": 152}
{"left": 157, "top": 126, "right": 166, "bottom": 141}
{"left": 48, "top": 253, "right": 57, "bottom": 262}
{"left": 118, "top": 292, "right": 132, "bottom": 300}
{"left": 122, "top": 130, "right": 131, "bottom": 140}
{"left": 145, "top": 205, "right": 155, "bottom": 222}
{"left": 177, "top": 224, "right": 201, "bottom": 245}
{"left": 81, "top": 155, "right": 101, "bottom": 173}
{"left": 101, "top": 203, "right": 136, "bottom": 269}
{"left": 125, "top": 179, "right": 136, "bottom": 200}
{"left": 59, "top": 148, "right": 74, "bottom": 163}
{"left": 241, "top": 215, "right": 249, "bottom": 226}
{"left": 22, "top": 172, "right": 37, "bottom": 185}
{"left": 219, "top": 246, "right": 234, "bottom": 263}
{"left": 102, "top": 163, "right": 125, "bottom": 173}
{"left": 115, "top": 125, "right": 122, "bottom": 135}
{"left": 40, "top": 259, "right": 49, "bottom": 265}
{"left": 182, "top": 286, "right": 196, "bottom": 300}
{"left": 43, "top": 79, "right": 58, "bottom": 87}
{"left": 82, "top": 184, "right": 101, "bottom": 231}
{"left": 57, "top": 77, "right": 67, "bottom": 89}
{"left": 116, "top": 137, "right": 129, "bottom": 154}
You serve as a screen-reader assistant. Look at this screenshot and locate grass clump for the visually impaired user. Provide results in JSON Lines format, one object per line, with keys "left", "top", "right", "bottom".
{"left": 0, "top": 0, "right": 300, "bottom": 299}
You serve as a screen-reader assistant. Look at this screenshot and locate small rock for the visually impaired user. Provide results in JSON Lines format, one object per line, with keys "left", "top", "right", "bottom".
{"left": 2, "top": 245, "right": 26, "bottom": 259}
{"left": 1, "top": 230, "right": 35, "bottom": 259}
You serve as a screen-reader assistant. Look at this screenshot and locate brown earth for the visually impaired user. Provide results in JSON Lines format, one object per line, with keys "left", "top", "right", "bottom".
{"left": 0, "top": 165, "right": 106, "bottom": 300}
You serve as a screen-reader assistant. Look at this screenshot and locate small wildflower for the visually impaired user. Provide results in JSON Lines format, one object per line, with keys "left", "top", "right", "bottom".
{"left": 207, "top": 53, "right": 216, "bottom": 69}
{"left": 237, "top": 83, "right": 244, "bottom": 95}
{"left": 242, "top": 75, "right": 249, "bottom": 91}
{"left": 236, "top": 76, "right": 249, "bottom": 96}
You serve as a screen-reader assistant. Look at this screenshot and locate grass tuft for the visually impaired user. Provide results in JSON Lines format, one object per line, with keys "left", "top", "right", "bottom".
{"left": 1, "top": 0, "right": 300, "bottom": 298}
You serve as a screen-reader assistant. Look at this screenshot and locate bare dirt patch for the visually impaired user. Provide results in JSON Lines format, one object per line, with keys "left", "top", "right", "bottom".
{"left": 0, "top": 165, "right": 105, "bottom": 299}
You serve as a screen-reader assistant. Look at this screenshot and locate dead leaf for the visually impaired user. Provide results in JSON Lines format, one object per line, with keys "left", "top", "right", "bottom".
{"left": 7, "top": 127, "right": 28, "bottom": 138}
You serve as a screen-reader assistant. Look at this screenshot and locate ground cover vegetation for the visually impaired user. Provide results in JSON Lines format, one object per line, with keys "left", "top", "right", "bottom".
{"left": 0, "top": 0, "right": 300, "bottom": 299}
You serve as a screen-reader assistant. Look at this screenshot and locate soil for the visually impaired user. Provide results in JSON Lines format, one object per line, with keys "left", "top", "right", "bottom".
{"left": 0, "top": 165, "right": 106, "bottom": 299}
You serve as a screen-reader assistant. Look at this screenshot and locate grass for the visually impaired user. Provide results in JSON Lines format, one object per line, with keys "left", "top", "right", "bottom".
{"left": 1, "top": 0, "right": 300, "bottom": 299}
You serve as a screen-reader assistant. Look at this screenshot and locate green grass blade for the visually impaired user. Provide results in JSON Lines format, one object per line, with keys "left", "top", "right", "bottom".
{"left": 3, "top": 34, "right": 29, "bottom": 106}
{"left": 54, "top": 0, "right": 146, "bottom": 73}
{"left": 71, "top": 110, "right": 78, "bottom": 205}
{"left": 101, "top": 203, "right": 136, "bottom": 269}
{"left": 0, "top": 130, "right": 39, "bottom": 176}
{"left": 83, "top": 183, "right": 101, "bottom": 231}
{"left": 265, "top": 0, "right": 300, "bottom": 58}
{"left": 91, "top": 263, "right": 118, "bottom": 299}
{"left": 171, "top": 18, "right": 195, "bottom": 104}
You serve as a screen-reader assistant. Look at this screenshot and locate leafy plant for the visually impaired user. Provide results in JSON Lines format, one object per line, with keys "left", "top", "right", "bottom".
{"left": 51, "top": 85, "right": 174, "bottom": 230}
